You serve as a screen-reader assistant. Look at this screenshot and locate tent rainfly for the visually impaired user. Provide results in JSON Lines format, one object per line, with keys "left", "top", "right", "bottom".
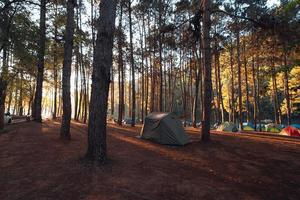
{"left": 280, "top": 126, "right": 300, "bottom": 137}
{"left": 140, "top": 112, "right": 189, "bottom": 145}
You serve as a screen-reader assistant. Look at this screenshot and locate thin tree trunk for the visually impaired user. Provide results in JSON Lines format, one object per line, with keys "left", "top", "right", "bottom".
{"left": 271, "top": 31, "right": 280, "bottom": 124}
{"left": 74, "top": 53, "right": 79, "bottom": 120}
{"left": 236, "top": 27, "right": 243, "bottom": 130}
{"left": 229, "top": 39, "right": 235, "bottom": 123}
{"left": 140, "top": 31, "right": 145, "bottom": 122}
{"left": 128, "top": 0, "right": 135, "bottom": 126}
{"left": 111, "top": 65, "right": 114, "bottom": 118}
{"left": 193, "top": 45, "right": 201, "bottom": 127}
{"left": 18, "top": 72, "right": 23, "bottom": 116}
{"left": 117, "top": 2, "right": 124, "bottom": 125}
{"left": 60, "top": 0, "right": 76, "bottom": 140}
{"left": 256, "top": 51, "right": 262, "bottom": 131}
{"left": 86, "top": 0, "right": 117, "bottom": 163}
{"left": 214, "top": 38, "right": 220, "bottom": 124}
{"left": 217, "top": 56, "right": 224, "bottom": 122}
{"left": 143, "top": 15, "right": 149, "bottom": 117}
{"left": 52, "top": 1, "right": 58, "bottom": 119}
{"left": 252, "top": 56, "right": 257, "bottom": 129}
{"left": 283, "top": 47, "right": 291, "bottom": 125}
{"left": 243, "top": 39, "right": 250, "bottom": 123}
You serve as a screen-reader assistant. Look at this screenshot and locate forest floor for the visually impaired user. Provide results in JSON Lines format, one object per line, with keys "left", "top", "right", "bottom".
{"left": 0, "top": 120, "right": 300, "bottom": 200}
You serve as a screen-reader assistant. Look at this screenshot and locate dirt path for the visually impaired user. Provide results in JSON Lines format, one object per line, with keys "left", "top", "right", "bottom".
{"left": 0, "top": 120, "right": 299, "bottom": 200}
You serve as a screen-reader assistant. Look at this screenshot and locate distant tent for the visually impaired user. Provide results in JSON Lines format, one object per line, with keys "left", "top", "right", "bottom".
{"left": 140, "top": 112, "right": 189, "bottom": 145}
{"left": 291, "top": 124, "right": 300, "bottom": 130}
{"left": 242, "top": 122, "right": 254, "bottom": 127}
{"left": 265, "top": 123, "right": 281, "bottom": 133}
{"left": 243, "top": 125, "right": 255, "bottom": 131}
{"left": 242, "top": 122, "right": 254, "bottom": 131}
{"left": 217, "top": 122, "right": 238, "bottom": 132}
{"left": 280, "top": 126, "right": 300, "bottom": 137}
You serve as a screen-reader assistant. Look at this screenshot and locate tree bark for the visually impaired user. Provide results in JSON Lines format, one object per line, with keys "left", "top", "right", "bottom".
{"left": 236, "top": 26, "right": 243, "bottom": 130}
{"left": 18, "top": 72, "right": 23, "bottom": 116}
{"left": 192, "top": 45, "right": 201, "bottom": 127}
{"left": 283, "top": 47, "right": 291, "bottom": 125}
{"left": 128, "top": 0, "right": 135, "bottom": 126}
{"left": 252, "top": 56, "right": 258, "bottom": 129}
{"left": 33, "top": 0, "right": 46, "bottom": 122}
{"left": 158, "top": 0, "right": 163, "bottom": 112}
{"left": 60, "top": 0, "right": 76, "bottom": 140}
{"left": 201, "top": 0, "right": 212, "bottom": 142}
{"left": 117, "top": 2, "right": 124, "bottom": 125}
{"left": 243, "top": 39, "right": 250, "bottom": 123}
{"left": 229, "top": 39, "right": 235, "bottom": 123}
{"left": 85, "top": 0, "right": 117, "bottom": 163}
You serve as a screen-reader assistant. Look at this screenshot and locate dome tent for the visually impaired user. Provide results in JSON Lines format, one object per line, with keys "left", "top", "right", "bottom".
{"left": 243, "top": 122, "right": 255, "bottom": 131}
{"left": 140, "top": 112, "right": 189, "bottom": 145}
{"left": 280, "top": 126, "right": 300, "bottom": 137}
{"left": 217, "top": 122, "right": 238, "bottom": 132}
{"left": 243, "top": 125, "right": 255, "bottom": 131}
{"left": 291, "top": 124, "right": 300, "bottom": 130}
{"left": 265, "top": 123, "right": 281, "bottom": 133}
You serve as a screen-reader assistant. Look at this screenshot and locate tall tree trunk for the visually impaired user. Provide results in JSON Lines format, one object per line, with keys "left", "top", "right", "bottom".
{"left": 111, "top": 68, "right": 114, "bottom": 119}
{"left": 117, "top": 2, "right": 124, "bottom": 125}
{"left": 86, "top": 0, "right": 117, "bottom": 163}
{"left": 236, "top": 27, "right": 243, "bottom": 130}
{"left": 149, "top": 11, "right": 155, "bottom": 113}
{"left": 128, "top": 0, "right": 135, "bottom": 126}
{"left": 74, "top": 52, "right": 79, "bottom": 120}
{"left": 217, "top": 56, "right": 224, "bottom": 122}
{"left": 140, "top": 29, "right": 145, "bottom": 122}
{"left": 18, "top": 72, "right": 23, "bottom": 116}
{"left": 229, "top": 39, "right": 235, "bottom": 123}
{"left": 283, "top": 47, "right": 291, "bottom": 125}
{"left": 243, "top": 39, "right": 250, "bottom": 123}
{"left": 52, "top": 0, "right": 58, "bottom": 119}
{"left": 214, "top": 39, "right": 220, "bottom": 124}
{"left": 0, "top": 78, "right": 7, "bottom": 129}
{"left": 33, "top": 0, "right": 46, "bottom": 122}
{"left": 143, "top": 15, "right": 149, "bottom": 118}
{"left": 201, "top": 0, "right": 212, "bottom": 142}
{"left": 60, "top": 0, "right": 76, "bottom": 140}
{"left": 252, "top": 56, "right": 257, "bottom": 129}
{"left": 0, "top": 0, "right": 10, "bottom": 129}
{"left": 271, "top": 32, "right": 280, "bottom": 124}
{"left": 158, "top": 0, "right": 163, "bottom": 112}
{"left": 256, "top": 51, "right": 262, "bottom": 131}
{"left": 193, "top": 45, "right": 201, "bottom": 127}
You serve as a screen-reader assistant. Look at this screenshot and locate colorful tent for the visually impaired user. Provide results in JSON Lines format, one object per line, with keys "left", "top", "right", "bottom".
{"left": 217, "top": 122, "right": 238, "bottom": 132}
{"left": 280, "top": 126, "right": 300, "bottom": 137}
{"left": 265, "top": 123, "right": 281, "bottom": 133}
{"left": 140, "top": 112, "right": 189, "bottom": 145}
{"left": 243, "top": 125, "right": 255, "bottom": 131}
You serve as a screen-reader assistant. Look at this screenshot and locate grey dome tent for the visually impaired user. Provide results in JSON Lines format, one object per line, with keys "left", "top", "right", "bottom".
{"left": 140, "top": 112, "right": 189, "bottom": 145}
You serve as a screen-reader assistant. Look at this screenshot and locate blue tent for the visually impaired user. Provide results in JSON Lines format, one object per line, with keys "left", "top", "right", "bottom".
{"left": 242, "top": 122, "right": 255, "bottom": 129}
{"left": 291, "top": 124, "right": 300, "bottom": 130}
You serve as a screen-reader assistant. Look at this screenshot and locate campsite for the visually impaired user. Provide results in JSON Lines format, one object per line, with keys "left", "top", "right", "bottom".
{"left": 1, "top": 120, "right": 300, "bottom": 200}
{"left": 1, "top": 0, "right": 300, "bottom": 199}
